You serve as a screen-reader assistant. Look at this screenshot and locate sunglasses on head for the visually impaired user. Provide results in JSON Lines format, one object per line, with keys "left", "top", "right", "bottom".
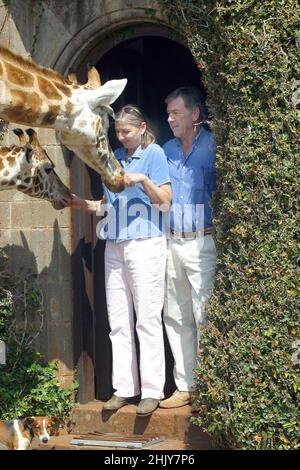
{"left": 123, "top": 105, "right": 143, "bottom": 117}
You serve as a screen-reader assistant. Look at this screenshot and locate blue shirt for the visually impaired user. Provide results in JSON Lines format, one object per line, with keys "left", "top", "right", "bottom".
{"left": 163, "top": 126, "right": 216, "bottom": 232}
{"left": 97, "top": 143, "right": 170, "bottom": 242}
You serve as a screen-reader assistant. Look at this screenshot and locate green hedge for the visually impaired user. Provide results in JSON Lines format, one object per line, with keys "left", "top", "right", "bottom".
{"left": 0, "top": 248, "right": 77, "bottom": 420}
{"left": 161, "top": 0, "right": 300, "bottom": 449}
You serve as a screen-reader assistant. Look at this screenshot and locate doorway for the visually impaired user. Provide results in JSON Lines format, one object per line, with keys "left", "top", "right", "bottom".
{"left": 76, "top": 35, "right": 205, "bottom": 401}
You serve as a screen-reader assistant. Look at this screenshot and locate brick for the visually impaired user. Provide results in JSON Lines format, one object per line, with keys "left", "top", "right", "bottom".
{"left": 0, "top": 202, "right": 11, "bottom": 229}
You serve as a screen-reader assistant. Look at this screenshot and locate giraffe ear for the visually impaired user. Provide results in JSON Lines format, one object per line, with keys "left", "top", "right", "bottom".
{"left": 26, "top": 128, "right": 39, "bottom": 147}
{"left": 87, "top": 78, "right": 127, "bottom": 110}
{"left": 13, "top": 128, "right": 27, "bottom": 146}
{"left": 86, "top": 64, "right": 101, "bottom": 88}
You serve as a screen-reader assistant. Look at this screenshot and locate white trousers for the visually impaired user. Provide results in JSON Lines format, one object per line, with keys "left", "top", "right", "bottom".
{"left": 164, "top": 234, "right": 216, "bottom": 391}
{"left": 105, "top": 237, "right": 166, "bottom": 399}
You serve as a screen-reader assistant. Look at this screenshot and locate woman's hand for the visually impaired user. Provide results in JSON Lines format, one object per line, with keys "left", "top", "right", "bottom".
{"left": 123, "top": 173, "right": 146, "bottom": 187}
{"left": 123, "top": 174, "right": 172, "bottom": 211}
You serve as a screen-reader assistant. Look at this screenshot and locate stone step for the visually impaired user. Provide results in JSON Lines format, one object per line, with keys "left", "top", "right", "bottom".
{"left": 35, "top": 434, "right": 207, "bottom": 451}
{"left": 62, "top": 400, "right": 214, "bottom": 450}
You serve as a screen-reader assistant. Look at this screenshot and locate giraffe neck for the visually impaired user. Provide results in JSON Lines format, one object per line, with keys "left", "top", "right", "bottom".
{"left": 0, "top": 47, "right": 78, "bottom": 127}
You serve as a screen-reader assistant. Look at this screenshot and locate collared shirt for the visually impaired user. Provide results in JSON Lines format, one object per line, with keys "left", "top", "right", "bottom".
{"left": 98, "top": 143, "right": 170, "bottom": 243}
{"left": 163, "top": 126, "right": 216, "bottom": 231}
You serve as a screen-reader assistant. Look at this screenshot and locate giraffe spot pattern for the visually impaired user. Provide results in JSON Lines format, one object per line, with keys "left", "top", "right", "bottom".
{"left": 55, "top": 82, "right": 72, "bottom": 97}
{"left": 65, "top": 101, "right": 74, "bottom": 117}
{"left": 7, "top": 156, "right": 15, "bottom": 166}
{"left": 41, "top": 105, "right": 61, "bottom": 125}
{"left": 8, "top": 90, "right": 42, "bottom": 121}
{"left": 37, "top": 76, "right": 62, "bottom": 100}
{"left": 6, "top": 62, "right": 35, "bottom": 87}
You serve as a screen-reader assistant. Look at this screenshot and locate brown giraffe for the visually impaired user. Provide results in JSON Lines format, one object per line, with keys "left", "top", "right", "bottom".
{"left": 0, "top": 47, "right": 127, "bottom": 192}
{"left": 0, "top": 128, "right": 71, "bottom": 209}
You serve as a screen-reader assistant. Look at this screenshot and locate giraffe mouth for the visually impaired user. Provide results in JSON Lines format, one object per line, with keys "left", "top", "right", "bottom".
{"left": 51, "top": 199, "right": 69, "bottom": 210}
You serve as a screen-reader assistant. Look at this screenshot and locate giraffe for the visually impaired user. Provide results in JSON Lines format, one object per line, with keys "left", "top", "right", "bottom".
{"left": 0, "top": 47, "right": 127, "bottom": 192}
{"left": 0, "top": 128, "right": 71, "bottom": 209}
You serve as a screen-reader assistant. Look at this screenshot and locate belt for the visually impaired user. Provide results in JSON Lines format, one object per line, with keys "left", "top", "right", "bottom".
{"left": 170, "top": 227, "right": 214, "bottom": 239}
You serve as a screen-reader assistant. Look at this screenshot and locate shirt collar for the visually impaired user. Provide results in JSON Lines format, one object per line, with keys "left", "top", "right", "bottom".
{"left": 116, "top": 145, "right": 143, "bottom": 162}
{"left": 175, "top": 125, "right": 204, "bottom": 149}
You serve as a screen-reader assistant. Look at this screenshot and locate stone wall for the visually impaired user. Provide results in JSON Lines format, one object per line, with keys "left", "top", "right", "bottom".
{"left": 0, "top": 0, "right": 174, "bottom": 391}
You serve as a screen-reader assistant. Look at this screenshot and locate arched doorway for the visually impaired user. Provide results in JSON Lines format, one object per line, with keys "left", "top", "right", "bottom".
{"left": 73, "top": 34, "right": 204, "bottom": 402}
{"left": 97, "top": 36, "right": 205, "bottom": 146}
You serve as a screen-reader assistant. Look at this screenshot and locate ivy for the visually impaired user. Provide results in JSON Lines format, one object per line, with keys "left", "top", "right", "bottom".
{"left": 159, "top": 0, "right": 300, "bottom": 450}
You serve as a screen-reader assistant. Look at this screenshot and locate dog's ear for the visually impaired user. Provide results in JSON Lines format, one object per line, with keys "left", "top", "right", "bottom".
{"left": 22, "top": 417, "right": 34, "bottom": 430}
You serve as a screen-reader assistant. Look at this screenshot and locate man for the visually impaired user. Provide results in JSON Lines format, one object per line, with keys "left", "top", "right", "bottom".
{"left": 160, "top": 87, "right": 217, "bottom": 408}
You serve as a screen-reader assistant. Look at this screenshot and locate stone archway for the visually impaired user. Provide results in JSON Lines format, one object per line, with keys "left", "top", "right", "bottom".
{"left": 70, "top": 27, "right": 204, "bottom": 402}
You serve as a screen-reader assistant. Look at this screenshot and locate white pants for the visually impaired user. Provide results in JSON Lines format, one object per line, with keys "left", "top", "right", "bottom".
{"left": 105, "top": 237, "right": 166, "bottom": 399}
{"left": 164, "top": 234, "right": 216, "bottom": 391}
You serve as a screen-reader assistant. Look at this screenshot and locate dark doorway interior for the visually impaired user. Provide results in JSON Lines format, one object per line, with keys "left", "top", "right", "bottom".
{"left": 86, "top": 36, "right": 204, "bottom": 400}
{"left": 98, "top": 36, "right": 204, "bottom": 147}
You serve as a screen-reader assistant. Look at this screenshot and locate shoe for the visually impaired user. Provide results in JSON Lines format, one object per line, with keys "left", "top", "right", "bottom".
{"left": 102, "top": 395, "right": 130, "bottom": 411}
{"left": 159, "top": 390, "right": 192, "bottom": 408}
{"left": 136, "top": 398, "right": 160, "bottom": 417}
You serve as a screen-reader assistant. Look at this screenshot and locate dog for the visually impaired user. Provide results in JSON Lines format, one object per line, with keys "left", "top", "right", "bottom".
{"left": 0, "top": 416, "right": 60, "bottom": 450}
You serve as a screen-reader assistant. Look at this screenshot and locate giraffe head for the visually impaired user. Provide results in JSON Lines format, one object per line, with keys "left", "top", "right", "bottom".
{"left": 0, "top": 128, "right": 71, "bottom": 209}
{"left": 57, "top": 76, "right": 127, "bottom": 192}
{"left": 0, "top": 48, "right": 127, "bottom": 192}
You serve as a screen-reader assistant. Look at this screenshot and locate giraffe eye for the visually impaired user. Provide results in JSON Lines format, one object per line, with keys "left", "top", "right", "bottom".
{"left": 44, "top": 165, "right": 54, "bottom": 175}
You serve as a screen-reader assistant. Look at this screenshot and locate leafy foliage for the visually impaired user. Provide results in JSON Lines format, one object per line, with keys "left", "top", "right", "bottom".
{"left": 0, "top": 248, "right": 77, "bottom": 420}
{"left": 160, "top": 0, "right": 300, "bottom": 449}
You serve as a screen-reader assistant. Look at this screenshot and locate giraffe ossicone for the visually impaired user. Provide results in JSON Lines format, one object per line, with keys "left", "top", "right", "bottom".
{"left": 0, "top": 128, "right": 71, "bottom": 209}
{"left": 0, "top": 47, "right": 127, "bottom": 192}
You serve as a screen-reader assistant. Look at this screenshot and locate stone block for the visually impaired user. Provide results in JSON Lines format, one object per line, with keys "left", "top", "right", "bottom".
{"left": 58, "top": 373, "right": 75, "bottom": 390}
{"left": 0, "top": 189, "right": 18, "bottom": 202}
{"left": 33, "top": 128, "right": 57, "bottom": 146}
{"left": 46, "top": 146, "right": 71, "bottom": 185}
{"left": 10, "top": 200, "right": 70, "bottom": 229}
{"left": 43, "top": 279, "right": 73, "bottom": 324}
{"left": 46, "top": 323, "right": 73, "bottom": 368}
{"left": 0, "top": 229, "right": 11, "bottom": 248}
{"left": 0, "top": 202, "right": 11, "bottom": 229}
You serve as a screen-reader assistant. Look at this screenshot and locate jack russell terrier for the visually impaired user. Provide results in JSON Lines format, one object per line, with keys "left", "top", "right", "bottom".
{"left": 0, "top": 416, "right": 60, "bottom": 450}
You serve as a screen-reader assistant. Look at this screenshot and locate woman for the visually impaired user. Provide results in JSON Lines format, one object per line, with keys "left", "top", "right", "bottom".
{"left": 71, "top": 105, "right": 172, "bottom": 417}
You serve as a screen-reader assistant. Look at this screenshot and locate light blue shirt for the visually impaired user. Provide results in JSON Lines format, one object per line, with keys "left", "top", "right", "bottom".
{"left": 163, "top": 126, "right": 216, "bottom": 231}
{"left": 98, "top": 143, "right": 170, "bottom": 242}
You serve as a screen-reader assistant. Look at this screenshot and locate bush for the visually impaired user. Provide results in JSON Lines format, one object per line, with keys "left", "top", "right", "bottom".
{"left": 161, "top": 0, "right": 300, "bottom": 449}
{"left": 0, "top": 248, "right": 77, "bottom": 420}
